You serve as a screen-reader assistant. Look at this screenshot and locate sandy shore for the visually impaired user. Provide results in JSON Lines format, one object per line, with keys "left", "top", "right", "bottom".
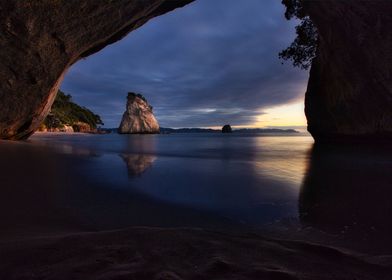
{"left": 1, "top": 227, "right": 392, "bottom": 280}
{"left": 33, "top": 131, "right": 96, "bottom": 136}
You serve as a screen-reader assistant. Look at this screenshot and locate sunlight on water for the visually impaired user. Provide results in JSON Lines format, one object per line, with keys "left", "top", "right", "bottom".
{"left": 24, "top": 133, "right": 315, "bottom": 228}
{"left": 252, "top": 135, "right": 313, "bottom": 188}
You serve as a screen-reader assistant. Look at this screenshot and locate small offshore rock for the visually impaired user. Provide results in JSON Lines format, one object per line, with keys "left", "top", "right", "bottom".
{"left": 222, "top": 124, "right": 232, "bottom": 133}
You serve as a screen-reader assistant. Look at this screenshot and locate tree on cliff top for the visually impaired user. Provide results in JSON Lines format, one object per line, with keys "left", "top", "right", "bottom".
{"left": 128, "top": 92, "right": 147, "bottom": 103}
{"left": 44, "top": 90, "right": 103, "bottom": 129}
{"left": 279, "top": 0, "right": 318, "bottom": 70}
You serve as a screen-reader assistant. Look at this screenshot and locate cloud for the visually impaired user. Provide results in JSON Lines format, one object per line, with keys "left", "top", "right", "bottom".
{"left": 61, "top": 0, "right": 308, "bottom": 128}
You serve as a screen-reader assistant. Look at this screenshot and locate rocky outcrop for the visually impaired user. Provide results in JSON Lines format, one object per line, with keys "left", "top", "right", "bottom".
{"left": 119, "top": 93, "right": 159, "bottom": 134}
{"left": 0, "top": 0, "right": 193, "bottom": 140}
{"left": 304, "top": 1, "right": 392, "bottom": 143}
{"left": 72, "top": 122, "right": 93, "bottom": 133}
{"left": 222, "top": 124, "right": 232, "bottom": 133}
{"left": 38, "top": 124, "right": 74, "bottom": 133}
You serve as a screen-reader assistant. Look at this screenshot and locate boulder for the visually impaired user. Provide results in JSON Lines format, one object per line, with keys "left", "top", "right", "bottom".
{"left": 222, "top": 124, "right": 232, "bottom": 133}
{"left": 60, "top": 125, "right": 74, "bottom": 133}
{"left": 72, "top": 122, "right": 93, "bottom": 133}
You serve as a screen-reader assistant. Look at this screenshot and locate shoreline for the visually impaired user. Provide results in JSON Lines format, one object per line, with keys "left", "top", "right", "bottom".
{"left": 33, "top": 131, "right": 102, "bottom": 136}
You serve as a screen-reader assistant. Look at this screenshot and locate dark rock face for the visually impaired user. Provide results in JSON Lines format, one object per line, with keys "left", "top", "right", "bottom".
{"left": 305, "top": 1, "right": 392, "bottom": 143}
{"left": 222, "top": 124, "right": 232, "bottom": 133}
{"left": 0, "top": 0, "right": 193, "bottom": 140}
{"left": 118, "top": 92, "right": 160, "bottom": 134}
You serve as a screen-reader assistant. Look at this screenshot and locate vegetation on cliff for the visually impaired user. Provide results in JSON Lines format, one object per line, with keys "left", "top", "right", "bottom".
{"left": 42, "top": 90, "right": 103, "bottom": 131}
{"left": 128, "top": 92, "right": 147, "bottom": 103}
{"left": 279, "top": 0, "right": 318, "bottom": 70}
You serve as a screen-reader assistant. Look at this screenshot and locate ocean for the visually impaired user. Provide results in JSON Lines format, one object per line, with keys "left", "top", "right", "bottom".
{"left": 2, "top": 132, "right": 392, "bottom": 252}
{"left": 29, "top": 133, "right": 312, "bottom": 226}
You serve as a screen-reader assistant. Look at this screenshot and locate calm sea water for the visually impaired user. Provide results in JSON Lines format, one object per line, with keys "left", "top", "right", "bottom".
{"left": 2, "top": 132, "right": 392, "bottom": 251}
{"left": 28, "top": 133, "right": 313, "bottom": 227}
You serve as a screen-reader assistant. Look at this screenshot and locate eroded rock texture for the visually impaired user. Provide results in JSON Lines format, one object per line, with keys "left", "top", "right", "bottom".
{"left": 305, "top": 0, "right": 392, "bottom": 143}
{"left": 119, "top": 92, "right": 159, "bottom": 134}
{"left": 0, "top": 0, "right": 192, "bottom": 140}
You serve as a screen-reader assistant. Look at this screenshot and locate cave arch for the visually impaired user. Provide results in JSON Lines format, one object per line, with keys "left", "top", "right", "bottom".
{"left": 0, "top": 0, "right": 391, "bottom": 142}
{"left": 0, "top": 0, "right": 193, "bottom": 140}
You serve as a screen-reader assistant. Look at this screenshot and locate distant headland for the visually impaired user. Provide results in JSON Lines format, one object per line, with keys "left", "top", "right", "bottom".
{"left": 157, "top": 127, "right": 299, "bottom": 134}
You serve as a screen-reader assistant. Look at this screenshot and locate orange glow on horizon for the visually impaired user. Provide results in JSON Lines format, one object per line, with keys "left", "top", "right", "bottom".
{"left": 204, "top": 101, "right": 307, "bottom": 130}
{"left": 253, "top": 101, "right": 307, "bottom": 128}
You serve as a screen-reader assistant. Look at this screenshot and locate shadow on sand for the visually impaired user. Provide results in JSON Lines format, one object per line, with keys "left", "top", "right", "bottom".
{"left": 300, "top": 143, "right": 392, "bottom": 253}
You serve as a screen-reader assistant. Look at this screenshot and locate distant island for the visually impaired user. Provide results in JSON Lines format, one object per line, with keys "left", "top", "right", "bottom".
{"left": 102, "top": 127, "right": 299, "bottom": 134}
{"left": 38, "top": 90, "right": 104, "bottom": 133}
{"left": 159, "top": 127, "right": 299, "bottom": 134}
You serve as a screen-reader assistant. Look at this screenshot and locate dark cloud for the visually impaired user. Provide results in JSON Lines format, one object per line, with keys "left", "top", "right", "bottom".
{"left": 61, "top": 0, "right": 308, "bottom": 128}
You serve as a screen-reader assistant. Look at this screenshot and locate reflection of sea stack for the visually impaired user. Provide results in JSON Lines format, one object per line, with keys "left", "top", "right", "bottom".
{"left": 222, "top": 124, "right": 232, "bottom": 133}
{"left": 119, "top": 92, "right": 160, "bottom": 134}
{"left": 120, "top": 154, "right": 157, "bottom": 176}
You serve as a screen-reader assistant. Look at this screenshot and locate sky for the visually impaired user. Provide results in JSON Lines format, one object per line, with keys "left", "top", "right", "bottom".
{"left": 61, "top": 0, "right": 309, "bottom": 129}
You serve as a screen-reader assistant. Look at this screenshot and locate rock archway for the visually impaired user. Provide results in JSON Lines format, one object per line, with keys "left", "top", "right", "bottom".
{"left": 0, "top": 0, "right": 391, "bottom": 142}
{"left": 0, "top": 0, "right": 193, "bottom": 140}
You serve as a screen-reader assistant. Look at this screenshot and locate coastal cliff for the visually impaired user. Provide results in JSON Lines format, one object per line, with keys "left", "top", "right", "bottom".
{"left": 39, "top": 90, "right": 102, "bottom": 133}
{"left": 304, "top": 0, "right": 392, "bottom": 142}
{"left": 119, "top": 93, "right": 159, "bottom": 134}
{"left": 0, "top": 0, "right": 193, "bottom": 140}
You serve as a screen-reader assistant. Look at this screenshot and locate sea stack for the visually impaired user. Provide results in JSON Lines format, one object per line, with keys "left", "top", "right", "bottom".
{"left": 222, "top": 124, "right": 232, "bottom": 133}
{"left": 118, "top": 92, "right": 160, "bottom": 134}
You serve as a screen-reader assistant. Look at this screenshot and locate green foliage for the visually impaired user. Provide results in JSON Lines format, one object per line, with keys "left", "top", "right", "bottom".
{"left": 279, "top": 0, "right": 318, "bottom": 70}
{"left": 44, "top": 90, "right": 103, "bottom": 129}
{"left": 281, "top": 0, "right": 306, "bottom": 20}
{"left": 127, "top": 92, "right": 153, "bottom": 110}
{"left": 128, "top": 92, "right": 147, "bottom": 102}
